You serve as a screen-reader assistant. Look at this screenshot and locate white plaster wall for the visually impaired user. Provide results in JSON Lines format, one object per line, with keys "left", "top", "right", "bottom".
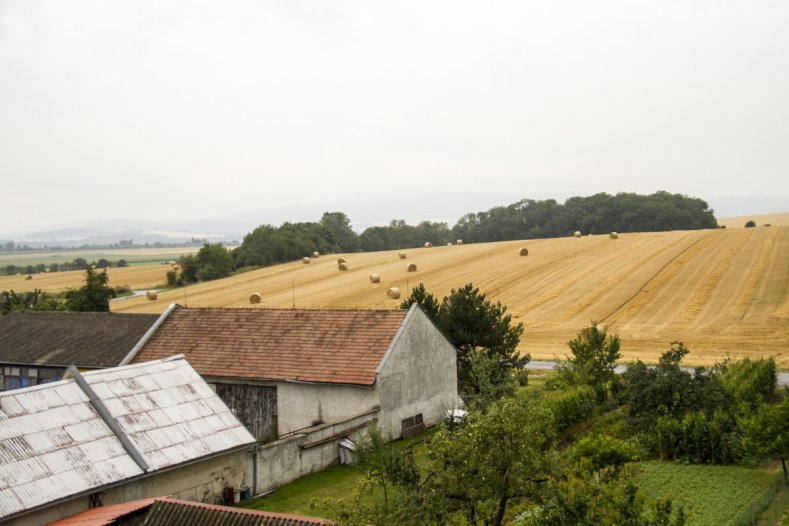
{"left": 276, "top": 381, "right": 378, "bottom": 435}
{"left": 5, "top": 450, "right": 250, "bottom": 526}
{"left": 375, "top": 307, "right": 459, "bottom": 437}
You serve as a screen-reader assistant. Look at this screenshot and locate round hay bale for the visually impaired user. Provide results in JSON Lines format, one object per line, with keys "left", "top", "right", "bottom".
{"left": 456, "top": 239, "right": 463, "bottom": 245}
{"left": 447, "top": 242, "right": 453, "bottom": 246}
{"left": 25, "top": 275, "right": 32, "bottom": 280}
{"left": 172, "top": 264, "right": 180, "bottom": 271}
{"left": 573, "top": 231, "right": 582, "bottom": 238}
{"left": 249, "top": 292, "right": 262, "bottom": 304}
{"left": 424, "top": 242, "right": 432, "bottom": 248}
{"left": 369, "top": 273, "right": 380, "bottom": 283}
{"left": 407, "top": 263, "right": 418, "bottom": 272}
{"left": 609, "top": 232, "right": 619, "bottom": 239}
{"left": 302, "top": 257, "right": 311, "bottom": 264}
{"left": 337, "top": 257, "right": 346, "bottom": 264}
{"left": 146, "top": 291, "right": 158, "bottom": 301}
{"left": 387, "top": 287, "right": 401, "bottom": 299}
{"left": 398, "top": 251, "right": 407, "bottom": 259}
{"left": 519, "top": 248, "right": 529, "bottom": 256}
{"left": 312, "top": 251, "right": 320, "bottom": 258}
{"left": 338, "top": 262, "right": 348, "bottom": 271}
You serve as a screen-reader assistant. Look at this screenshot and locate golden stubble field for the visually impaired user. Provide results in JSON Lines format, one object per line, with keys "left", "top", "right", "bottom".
{"left": 112, "top": 223, "right": 789, "bottom": 368}
{"left": 0, "top": 265, "right": 170, "bottom": 293}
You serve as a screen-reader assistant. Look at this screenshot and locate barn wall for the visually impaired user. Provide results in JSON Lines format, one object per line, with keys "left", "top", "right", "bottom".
{"left": 253, "top": 410, "right": 377, "bottom": 494}
{"left": 214, "top": 383, "right": 277, "bottom": 442}
{"left": 5, "top": 450, "right": 250, "bottom": 526}
{"left": 376, "top": 307, "right": 459, "bottom": 437}
{"left": 276, "top": 381, "right": 378, "bottom": 435}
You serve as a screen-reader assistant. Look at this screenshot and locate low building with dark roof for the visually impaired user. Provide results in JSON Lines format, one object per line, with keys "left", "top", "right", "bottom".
{"left": 0, "top": 311, "right": 160, "bottom": 390}
{"left": 127, "top": 303, "right": 459, "bottom": 441}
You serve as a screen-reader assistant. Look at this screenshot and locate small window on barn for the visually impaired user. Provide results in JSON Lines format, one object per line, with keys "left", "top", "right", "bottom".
{"left": 401, "top": 413, "right": 425, "bottom": 438}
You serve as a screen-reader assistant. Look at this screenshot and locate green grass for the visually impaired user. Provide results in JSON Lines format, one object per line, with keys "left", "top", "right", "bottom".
{"left": 241, "top": 428, "right": 436, "bottom": 519}
{"left": 637, "top": 461, "right": 784, "bottom": 526}
{"left": 0, "top": 248, "right": 201, "bottom": 268}
{"left": 756, "top": 475, "right": 789, "bottom": 526}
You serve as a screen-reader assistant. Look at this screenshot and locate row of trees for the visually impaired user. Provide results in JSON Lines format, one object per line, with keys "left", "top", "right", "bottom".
{"left": 1, "top": 257, "right": 129, "bottom": 276}
{"left": 0, "top": 267, "right": 117, "bottom": 315}
{"left": 220, "top": 191, "right": 720, "bottom": 279}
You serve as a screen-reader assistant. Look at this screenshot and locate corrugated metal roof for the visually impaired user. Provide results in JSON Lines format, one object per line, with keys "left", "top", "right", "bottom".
{"left": 0, "top": 356, "right": 256, "bottom": 521}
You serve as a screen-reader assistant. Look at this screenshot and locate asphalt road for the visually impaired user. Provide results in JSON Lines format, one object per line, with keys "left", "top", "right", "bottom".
{"left": 526, "top": 360, "right": 789, "bottom": 387}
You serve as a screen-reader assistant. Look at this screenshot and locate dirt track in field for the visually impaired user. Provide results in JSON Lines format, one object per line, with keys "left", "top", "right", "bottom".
{"left": 112, "top": 223, "right": 789, "bottom": 368}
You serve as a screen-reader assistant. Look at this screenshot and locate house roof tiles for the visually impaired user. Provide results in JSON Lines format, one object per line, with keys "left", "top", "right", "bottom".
{"left": 48, "top": 497, "right": 328, "bottom": 525}
{"left": 132, "top": 307, "right": 408, "bottom": 386}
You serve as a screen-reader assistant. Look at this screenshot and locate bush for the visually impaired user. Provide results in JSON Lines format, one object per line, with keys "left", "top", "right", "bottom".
{"left": 745, "top": 220, "right": 756, "bottom": 227}
{"left": 549, "top": 386, "right": 598, "bottom": 433}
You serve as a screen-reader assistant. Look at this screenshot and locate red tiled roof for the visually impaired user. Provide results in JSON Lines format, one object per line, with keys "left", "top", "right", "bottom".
{"left": 48, "top": 497, "right": 328, "bottom": 525}
{"left": 47, "top": 498, "right": 156, "bottom": 525}
{"left": 132, "top": 307, "right": 408, "bottom": 386}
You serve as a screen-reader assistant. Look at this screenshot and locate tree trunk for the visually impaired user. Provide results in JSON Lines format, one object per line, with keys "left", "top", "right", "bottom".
{"left": 493, "top": 496, "right": 509, "bottom": 526}
{"left": 782, "top": 457, "right": 787, "bottom": 486}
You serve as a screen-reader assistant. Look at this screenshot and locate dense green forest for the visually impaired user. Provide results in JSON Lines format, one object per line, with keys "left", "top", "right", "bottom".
{"left": 231, "top": 191, "right": 717, "bottom": 273}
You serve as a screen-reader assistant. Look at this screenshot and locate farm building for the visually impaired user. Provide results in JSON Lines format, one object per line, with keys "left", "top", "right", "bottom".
{"left": 0, "top": 355, "right": 256, "bottom": 526}
{"left": 0, "top": 311, "right": 160, "bottom": 391}
{"left": 126, "top": 304, "right": 459, "bottom": 441}
{"left": 48, "top": 496, "right": 327, "bottom": 526}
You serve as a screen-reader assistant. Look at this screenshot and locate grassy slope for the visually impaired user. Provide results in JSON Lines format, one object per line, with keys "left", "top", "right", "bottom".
{"left": 112, "top": 226, "right": 789, "bottom": 368}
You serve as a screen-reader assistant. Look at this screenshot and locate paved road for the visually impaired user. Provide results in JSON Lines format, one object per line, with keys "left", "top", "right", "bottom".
{"left": 526, "top": 360, "right": 789, "bottom": 387}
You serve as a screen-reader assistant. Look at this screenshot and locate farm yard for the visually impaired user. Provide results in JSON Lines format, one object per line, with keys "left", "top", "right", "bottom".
{"left": 110, "top": 222, "right": 789, "bottom": 368}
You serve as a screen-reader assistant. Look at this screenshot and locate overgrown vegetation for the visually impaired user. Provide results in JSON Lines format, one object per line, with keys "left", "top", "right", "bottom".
{"left": 1, "top": 267, "right": 117, "bottom": 315}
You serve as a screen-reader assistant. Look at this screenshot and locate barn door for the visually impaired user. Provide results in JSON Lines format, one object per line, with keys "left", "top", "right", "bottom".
{"left": 215, "top": 383, "right": 278, "bottom": 442}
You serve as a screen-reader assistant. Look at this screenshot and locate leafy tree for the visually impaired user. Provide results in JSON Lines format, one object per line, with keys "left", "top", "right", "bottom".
{"left": 438, "top": 283, "right": 528, "bottom": 395}
{"left": 572, "top": 434, "right": 638, "bottom": 479}
{"left": 178, "top": 254, "right": 198, "bottom": 283}
{"left": 620, "top": 343, "right": 731, "bottom": 433}
{"left": 354, "top": 425, "right": 419, "bottom": 513}
{"left": 320, "top": 212, "right": 358, "bottom": 252}
{"left": 72, "top": 257, "right": 88, "bottom": 270}
{"left": 399, "top": 283, "right": 440, "bottom": 321}
{"left": 426, "top": 397, "right": 556, "bottom": 526}
{"left": 745, "top": 220, "right": 756, "bottom": 228}
{"left": 166, "top": 270, "right": 178, "bottom": 287}
{"left": 194, "top": 243, "right": 233, "bottom": 281}
{"left": 1, "top": 289, "right": 64, "bottom": 316}
{"left": 517, "top": 470, "right": 685, "bottom": 526}
{"left": 116, "top": 259, "right": 129, "bottom": 267}
{"left": 96, "top": 258, "right": 110, "bottom": 269}
{"left": 743, "top": 396, "right": 789, "bottom": 485}
{"left": 560, "top": 322, "right": 621, "bottom": 402}
{"left": 65, "top": 267, "right": 116, "bottom": 312}
{"left": 713, "top": 357, "right": 776, "bottom": 410}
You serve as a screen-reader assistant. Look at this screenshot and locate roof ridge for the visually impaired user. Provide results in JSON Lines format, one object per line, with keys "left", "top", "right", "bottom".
{"left": 176, "top": 305, "right": 406, "bottom": 314}
{"left": 154, "top": 497, "right": 326, "bottom": 522}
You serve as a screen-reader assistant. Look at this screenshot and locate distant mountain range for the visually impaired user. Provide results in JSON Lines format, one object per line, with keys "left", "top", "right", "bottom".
{"left": 2, "top": 192, "right": 787, "bottom": 248}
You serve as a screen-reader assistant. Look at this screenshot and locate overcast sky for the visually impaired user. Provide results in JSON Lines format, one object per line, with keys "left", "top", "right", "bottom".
{"left": 1, "top": 0, "right": 788, "bottom": 231}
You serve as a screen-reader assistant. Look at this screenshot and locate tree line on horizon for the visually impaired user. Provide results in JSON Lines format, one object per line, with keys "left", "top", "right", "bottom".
{"left": 229, "top": 191, "right": 717, "bottom": 271}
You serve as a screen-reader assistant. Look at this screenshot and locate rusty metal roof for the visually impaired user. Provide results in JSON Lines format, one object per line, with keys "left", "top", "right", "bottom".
{"left": 132, "top": 306, "right": 409, "bottom": 386}
{"left": 0, "top": 356, "right": 255, "bottom": 521}
{"left": 48, "top": 497, "right": 328, "bottom": 525}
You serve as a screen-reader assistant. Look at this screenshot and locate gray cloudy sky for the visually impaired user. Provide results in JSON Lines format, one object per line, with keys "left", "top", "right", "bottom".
{"left": 1, "top": 0, "right": 788, "bottom": 231}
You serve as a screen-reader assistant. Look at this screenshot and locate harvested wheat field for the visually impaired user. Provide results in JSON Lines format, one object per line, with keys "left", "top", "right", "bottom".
{"left": 0, "top": 265, "right": 170, "bottom": 293}
{"left": 113, "top": 224, "right": 789, "bottom": 368}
